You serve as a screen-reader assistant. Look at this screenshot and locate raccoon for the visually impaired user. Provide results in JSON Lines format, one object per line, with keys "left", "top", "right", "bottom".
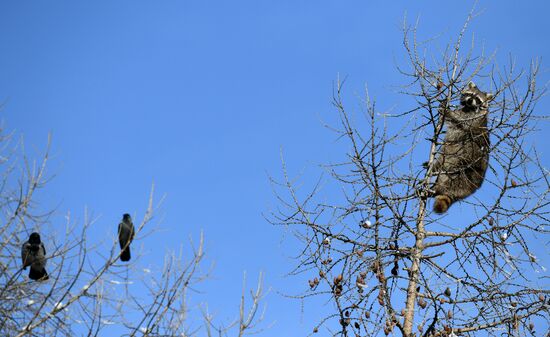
{"left": 432, "top": 81, "right": 493, "bottom": 213}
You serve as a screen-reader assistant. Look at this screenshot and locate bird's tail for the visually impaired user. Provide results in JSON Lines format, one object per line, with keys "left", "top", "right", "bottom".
{"left": 120, "top": 246, "right": 131, "bottom": 262}
{"left": 29, "top": 267, "right": 49, "bottom": 281}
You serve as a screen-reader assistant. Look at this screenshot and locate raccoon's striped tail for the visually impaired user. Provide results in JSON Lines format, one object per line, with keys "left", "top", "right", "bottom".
{"left": 433, "top": 195, "right": 452, "bottom": 214}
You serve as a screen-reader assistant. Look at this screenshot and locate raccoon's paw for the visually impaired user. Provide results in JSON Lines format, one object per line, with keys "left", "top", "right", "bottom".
{"left": 433, "top": 195, "right": 452, "bottom": 214}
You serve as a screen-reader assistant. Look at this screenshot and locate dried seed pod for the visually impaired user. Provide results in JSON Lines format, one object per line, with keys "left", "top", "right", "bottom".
{"left": 333, "top": 283, "right": 343, "bottom": 297}
{"left": 334, "top": 274, "right": 343, "bottom": 284}
{"left": 418, "top": 298, "right": 427, "bottom": 309}
{"left": 356, "top": 278, "right": 366, "bottom": 289}
{"left": 511, "top": 179, "right": 518, "bottom": 187}
{"left": 319, "top": 270, "right": 325, "bottom": 278}
{"left": 308, "top": 280, "right": 315, "bottom": 289}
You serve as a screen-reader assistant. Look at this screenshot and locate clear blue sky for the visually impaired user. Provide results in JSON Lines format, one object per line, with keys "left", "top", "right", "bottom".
{"left": 1, "top": 1, "right": 548, "bottom": 336}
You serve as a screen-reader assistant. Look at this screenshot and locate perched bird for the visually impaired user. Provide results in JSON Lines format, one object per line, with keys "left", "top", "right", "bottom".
{"left": 21, "top": 232, "right": 49, "bottom": 281}
{"left": 118, "top": 213, "right": 135, "bottom": 262}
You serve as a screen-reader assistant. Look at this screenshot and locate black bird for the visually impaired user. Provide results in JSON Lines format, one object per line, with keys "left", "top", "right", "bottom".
{"left": 118, "top": 213, "right": 135, "bottom": 262}
{"left": 21, "top": 232, "right": 49, "bottom": 281}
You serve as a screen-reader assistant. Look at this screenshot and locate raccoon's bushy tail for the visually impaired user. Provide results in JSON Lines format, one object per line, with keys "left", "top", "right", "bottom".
{"left": 433, "top": 195, "right": 452, "bottom": 214}
{"left": 120, "top": 246, "right": 131, "bottom": 262}
{"left": 29, "top": 267, "right": 49, "bottom": 281}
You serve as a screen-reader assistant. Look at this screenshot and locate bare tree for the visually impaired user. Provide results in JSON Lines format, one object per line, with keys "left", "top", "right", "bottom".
{"left": 270, "top": 12, "right": 549, "bottom": 337}
{"left": 0, "top": 132, "right": 267, "bottom": 336}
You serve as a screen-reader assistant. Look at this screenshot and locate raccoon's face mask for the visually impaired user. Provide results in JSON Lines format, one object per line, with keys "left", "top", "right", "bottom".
{"left": 461, "top": 92, "right": 484, "bottom": 110}
{"left": 460, "top": 82, "right": 493, "bottom": 112}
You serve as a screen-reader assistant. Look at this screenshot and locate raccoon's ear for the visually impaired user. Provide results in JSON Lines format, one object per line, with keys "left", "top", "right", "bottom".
{"left": 486, "top": 93, "right": 494, "bottom": 101}
{"left": 468, "top": 81, "right": 476, "bottom": 89}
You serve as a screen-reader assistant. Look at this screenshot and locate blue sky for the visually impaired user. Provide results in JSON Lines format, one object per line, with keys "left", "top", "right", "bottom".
{"left": 1, "top": 1, "right": 549, "bottom": 336}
